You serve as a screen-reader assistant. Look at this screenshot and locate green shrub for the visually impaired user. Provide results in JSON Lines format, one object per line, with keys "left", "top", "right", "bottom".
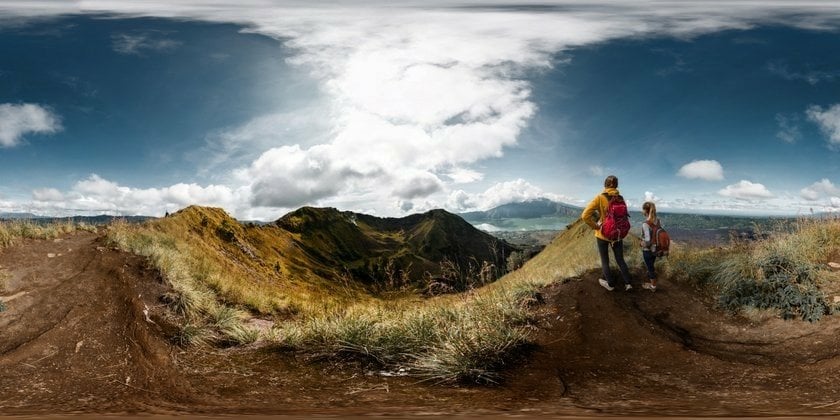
{"left": 716, "top": 251, "right": 828, "bottom": 322}
{"left": 718, "top": 274, "right": 829, "bottom": 322}
{"left": 696, "top": 217, "right": 840, "bottom": 322}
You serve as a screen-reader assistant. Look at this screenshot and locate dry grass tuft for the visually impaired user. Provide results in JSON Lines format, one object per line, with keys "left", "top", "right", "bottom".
{"left": 0, "top": 220, "right": 94, "bottom": 249}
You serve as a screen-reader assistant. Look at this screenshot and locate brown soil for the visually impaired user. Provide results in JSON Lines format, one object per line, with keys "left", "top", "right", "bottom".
{"left": 3, "top": 231, "right": 840, "bottom": 416}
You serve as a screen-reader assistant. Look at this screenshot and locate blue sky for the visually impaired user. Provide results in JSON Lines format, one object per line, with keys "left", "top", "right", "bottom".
{"left": 1, "top": 1, "right": 840, "bottom": 219}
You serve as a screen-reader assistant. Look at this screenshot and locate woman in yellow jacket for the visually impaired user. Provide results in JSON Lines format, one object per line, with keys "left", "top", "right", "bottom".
{"left": 581, "top": 175, "right": 633, "bottom": 291}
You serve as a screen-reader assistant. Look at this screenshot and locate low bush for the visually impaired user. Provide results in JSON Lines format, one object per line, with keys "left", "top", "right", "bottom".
{"left": 671, "top": 216, "right": 840, "bottom": 322}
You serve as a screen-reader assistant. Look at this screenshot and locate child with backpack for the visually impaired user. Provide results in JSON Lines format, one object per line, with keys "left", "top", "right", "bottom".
{"left": 581, "top": 175, "right": 633, "bottom": 292}
{"left": 640, "top": 201, "right": 663, "bottom": 291}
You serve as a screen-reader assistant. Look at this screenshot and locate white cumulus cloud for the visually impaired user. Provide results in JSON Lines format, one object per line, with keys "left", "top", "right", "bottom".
{"left": 29, "top": 174, "right": 246, "bottom": 217}
{"left": 32, "top": 188, "right": 65, "bottom": 202}
{"left": 677, "top": 159, "right": 725, "bottom": 181}
{"left": 800, "top": 178, "right": 840, "bottom": 201}
{"left": 718, "top": 180, "right": 773, "bottom": 200}
{"left": 806, "top": 104, "right": 840, "bottom": 150}
{"left": 0, "top": 103, "right": 62, "bottom": 147}
{"left": 447, "top": 178, "right": 571, "bottom": 212}
{"left": 245, "top": 145, "right": 365, "bottom": 208}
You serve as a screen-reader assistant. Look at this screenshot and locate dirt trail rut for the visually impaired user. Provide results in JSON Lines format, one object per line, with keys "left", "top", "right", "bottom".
{"left": 3, "top": 231, "right": 840, "bottom": 416}
{"left": 0, "top": 232, "right": 186, "bottom": 413}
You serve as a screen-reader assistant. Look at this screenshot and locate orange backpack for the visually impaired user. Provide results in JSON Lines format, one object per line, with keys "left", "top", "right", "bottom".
{"left": 646, "top": 220, "right": 670, "bottom": 257}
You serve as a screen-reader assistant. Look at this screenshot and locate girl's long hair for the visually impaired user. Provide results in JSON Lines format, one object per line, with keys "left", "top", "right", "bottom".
{"left": 642, "top": 201, "right": 657, "bottom": 223}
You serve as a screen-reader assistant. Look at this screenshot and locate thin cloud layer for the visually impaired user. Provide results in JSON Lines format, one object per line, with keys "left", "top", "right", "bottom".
{"left": 0, "top": 103, "right": 61, "bottom": 147}
{"left": 806, "top": 103, "right": 840, "bottom": 150}
{"left": 775, "top": 113, "right": 801, "bottom": 144}
{"left": 111, "top": 33, "right": 182, "bottom": 55}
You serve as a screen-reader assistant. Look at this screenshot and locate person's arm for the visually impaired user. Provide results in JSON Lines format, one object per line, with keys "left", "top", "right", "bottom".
{"left": 641, "top": 222, "right": 651, "bottom": 248}
{"left": 581, "top": 196, "right": 600, "bottom": 230}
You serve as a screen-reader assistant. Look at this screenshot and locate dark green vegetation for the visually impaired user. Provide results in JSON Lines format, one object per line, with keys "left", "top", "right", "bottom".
{"left": 277, "top": 207, "right": 517, "bottom": 292}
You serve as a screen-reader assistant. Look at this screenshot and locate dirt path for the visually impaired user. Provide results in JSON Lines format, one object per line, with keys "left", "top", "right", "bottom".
{"left": 3, "top": 232, "right": 840, "bottom": 416}
{"left": 0, "top": 232, "right": 188, "bottom": 414}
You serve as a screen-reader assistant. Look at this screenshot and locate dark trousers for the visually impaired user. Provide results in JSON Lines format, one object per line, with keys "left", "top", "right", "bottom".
{"left": 597, "top": 237, "right": 632, "bottom": 287}
{"left": 642, "top": 250, "right": 657, "bottom": 280}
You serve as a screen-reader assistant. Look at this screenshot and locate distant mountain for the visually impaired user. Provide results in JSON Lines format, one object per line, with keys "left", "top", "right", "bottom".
{"left": 277, "top": 207, "right": 517, "bottom": 286}
{"left": 460, "top": 198, "right": 582, "bottom": 221}
{"left": 0, "top": 213, "right": 152, "bottom": 224}
{"left": 0, "top": 212, "right": 41, "bottom": 219}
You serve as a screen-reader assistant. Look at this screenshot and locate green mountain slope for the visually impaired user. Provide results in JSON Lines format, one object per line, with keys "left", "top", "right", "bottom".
{"left": 277, "top": 207, "right": 518, "bottom": 287}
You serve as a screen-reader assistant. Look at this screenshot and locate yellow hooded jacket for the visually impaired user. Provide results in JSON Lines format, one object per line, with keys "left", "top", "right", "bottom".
{"left": 581, "top": 187, "right": 621, "bottom": 241}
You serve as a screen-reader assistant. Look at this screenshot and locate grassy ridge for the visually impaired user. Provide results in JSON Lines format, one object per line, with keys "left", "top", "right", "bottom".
{"left": 103, "top": 204, "right": 840, "bottom": 384}
{"left": 103, "top": 206, "right": 591, "bottom": 381}
{"left": 103, "top": 207, "right": 638, "bottom": 382}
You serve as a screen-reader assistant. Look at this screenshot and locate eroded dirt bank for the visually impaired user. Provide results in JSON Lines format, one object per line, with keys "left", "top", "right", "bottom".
{"left": 3, "top": 232, "right": 840, "bottom": 416}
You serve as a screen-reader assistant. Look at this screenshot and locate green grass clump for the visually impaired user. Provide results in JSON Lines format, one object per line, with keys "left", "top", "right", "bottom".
{"left": 666, "top": 247, "right": 727, "bottom": 287}
{"left": 409, "top": 290, "right": 532, "bottom": 383}
{"left": 669, "top": 216, "right": 840, "bottom": 322}
{"left": 280, "top": 285, "right": 535, "bottom": 383}
{"left": 173, "top": 323, "right": 213, "bottom": 347}
{"left": 221, "top": 324, "right": 261, "bottom": 346}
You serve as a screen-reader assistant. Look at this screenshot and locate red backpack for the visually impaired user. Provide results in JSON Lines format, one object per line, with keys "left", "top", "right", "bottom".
{"left": 600, "top": 194, "right": 630, "bottom": 241}
{"left": 646, "top": 220, "right": 670, "bottom": 257}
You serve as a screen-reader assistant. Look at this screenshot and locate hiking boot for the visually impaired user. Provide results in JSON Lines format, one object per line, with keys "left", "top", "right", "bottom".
{"left": 598, "top": 278, "right": 614, "bottom": 291}
{"left": 642, "top": 282, "right": 657, "bottom": 292}
{"left": 624, "top": 283, "right": 633, "bottom": 291}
